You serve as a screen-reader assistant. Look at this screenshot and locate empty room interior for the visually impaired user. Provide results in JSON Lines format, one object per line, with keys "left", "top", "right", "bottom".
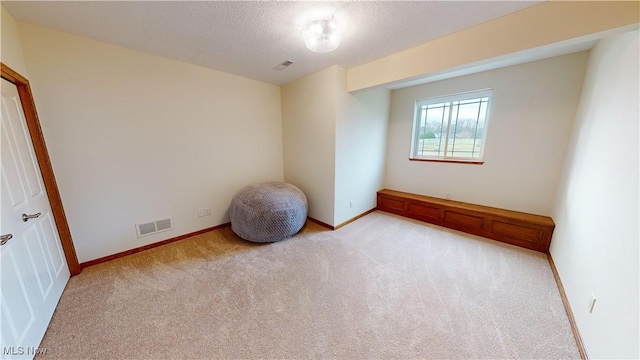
{"left": 1, "top": 1, "right": 638, "bottom": 359}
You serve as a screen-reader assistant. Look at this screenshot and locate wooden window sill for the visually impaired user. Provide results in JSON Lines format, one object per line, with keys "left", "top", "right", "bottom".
{"left": 409, "top": 157, "right": 484, "bottom": 165}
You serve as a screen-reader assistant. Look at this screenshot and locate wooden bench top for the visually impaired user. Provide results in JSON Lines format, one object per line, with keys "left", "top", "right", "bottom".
{"left": 378, "top": 189, "right": 555, "bottom": 227}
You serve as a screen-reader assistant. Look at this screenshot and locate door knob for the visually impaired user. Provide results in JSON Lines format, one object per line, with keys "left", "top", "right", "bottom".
{"left": 22, "top": 212, "right": 42, "bottom": 222}
{"left": 0, "top": 234, "right": 13, "bottom": 246}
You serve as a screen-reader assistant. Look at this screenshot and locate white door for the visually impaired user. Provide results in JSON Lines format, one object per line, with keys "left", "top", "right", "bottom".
{"left": 0, "top": 78, "right": 69, "bottom": 359}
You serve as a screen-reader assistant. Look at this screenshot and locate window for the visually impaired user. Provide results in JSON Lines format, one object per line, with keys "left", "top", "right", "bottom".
{"left": 410, "top": 90, "right": 492, "bottom": 163}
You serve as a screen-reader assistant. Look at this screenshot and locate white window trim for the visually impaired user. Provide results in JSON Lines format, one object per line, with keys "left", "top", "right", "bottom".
{"left": 410, "top": 89, "right": 493, "bottom": 164}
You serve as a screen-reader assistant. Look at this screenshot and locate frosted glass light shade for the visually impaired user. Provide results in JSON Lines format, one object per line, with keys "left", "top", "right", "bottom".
{"left": 302, "top": 18, "right": 340, "bottom": 53}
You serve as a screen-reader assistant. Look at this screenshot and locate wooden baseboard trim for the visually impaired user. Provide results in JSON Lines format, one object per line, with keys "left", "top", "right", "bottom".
{"left": 307, "top": 217, "right": 334, "bottom": 230}
{"left": 547, "top": 253, "right": 588, "bottom": 360}
{"left": 334, "top": 208, "right": 376, "bottom": 230}
{"left": 80, "top": 223, "right": 231, "bottom": 269}
{"left": 308, "top": 209, "right": 376, "bottom": 231}
{"left": 82, "top": 209, "right": 379, "bottom": 267}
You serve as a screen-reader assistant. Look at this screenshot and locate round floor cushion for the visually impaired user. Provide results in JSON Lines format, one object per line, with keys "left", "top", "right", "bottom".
{"left": 230, "top": 182, "right": 308, "bottom": 243}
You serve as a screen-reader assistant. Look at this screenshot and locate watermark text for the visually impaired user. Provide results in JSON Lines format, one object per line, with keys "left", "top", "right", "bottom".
{"left": 2, "top": 346, "right": 47, "bottom": 356}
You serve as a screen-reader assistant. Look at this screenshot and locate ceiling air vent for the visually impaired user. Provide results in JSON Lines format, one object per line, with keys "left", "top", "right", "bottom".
{"left": 136, "top": 217, "right": 174, "bottom": 238}
{"left": 274, "top": 60, "right": 294, "bottom": 71}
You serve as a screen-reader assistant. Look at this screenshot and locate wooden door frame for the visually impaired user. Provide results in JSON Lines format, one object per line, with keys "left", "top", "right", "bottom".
{"left": 1, "top": 63, "right": 81, "bottom": 276}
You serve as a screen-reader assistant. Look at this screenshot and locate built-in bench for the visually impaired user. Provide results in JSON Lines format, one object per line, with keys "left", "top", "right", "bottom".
{"left": 376, "top": 189, "right": 555, "bottom": 252}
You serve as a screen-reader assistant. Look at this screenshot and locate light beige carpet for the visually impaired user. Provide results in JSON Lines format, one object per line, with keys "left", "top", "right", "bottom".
{"left": 39, "top": 211, "right": 579, "bottom": 359}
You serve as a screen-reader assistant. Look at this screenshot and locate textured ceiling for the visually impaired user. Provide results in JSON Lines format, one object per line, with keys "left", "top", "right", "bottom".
{"left": 3, "top": 1, "right": 542, "bottom": 86}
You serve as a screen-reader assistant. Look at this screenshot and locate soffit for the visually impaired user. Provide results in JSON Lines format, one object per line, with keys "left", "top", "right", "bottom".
{"left": 3, "top": 1, "right": 541, "bottom": 85}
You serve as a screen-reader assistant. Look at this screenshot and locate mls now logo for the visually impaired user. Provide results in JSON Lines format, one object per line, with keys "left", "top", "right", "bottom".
{"left": 2, "top": 346, "right": 47, "bottom": 356}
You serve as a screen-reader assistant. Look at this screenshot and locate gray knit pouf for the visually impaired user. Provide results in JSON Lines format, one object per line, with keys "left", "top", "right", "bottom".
{"left": 230, "top": 182, "right": 308, "bottom": 243}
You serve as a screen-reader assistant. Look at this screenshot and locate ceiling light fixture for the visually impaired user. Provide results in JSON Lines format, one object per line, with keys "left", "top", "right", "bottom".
{"left": 302, "top": 17, "right": 340, "bottom": 53}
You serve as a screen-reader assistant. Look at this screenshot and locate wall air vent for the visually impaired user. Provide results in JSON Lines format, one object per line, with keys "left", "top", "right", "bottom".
{"left": 136, "top": 217, "right": 174, "bottom": 238}
{"left": 274, "top": 60, "right": 295, "bottom": 71}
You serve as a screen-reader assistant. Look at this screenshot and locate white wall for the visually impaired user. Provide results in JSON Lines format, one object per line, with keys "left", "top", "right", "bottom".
{"left": 1, "top": 7, "right": 29, "bottom": 77}
{"left": 335, "top": 66, "right": 389, "bottom": 225}
{"left": 281, "top": 66, "right": 337, "bottom": 226}
{"left": 551, "top": 30, "right": 639, "bottom": 359}
{"left": 384, "top": 52, "right": 589, "bottom": 215}
{"left": 18, "top": 23, "right": 284, "bottom": 263}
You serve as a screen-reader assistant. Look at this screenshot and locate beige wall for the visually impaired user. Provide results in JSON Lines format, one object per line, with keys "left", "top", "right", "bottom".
{"left": 1, "top": 7, "right": 29, "bottom": 76}
{"left": 385, "top": 52, "right": 588, "bottom": 215}
{"left": 281, "top": 66, "right": 337, "bottom": 225}
{"left": 551, "top": 30, "right": 639, "bottom": 359}
{"left": 282, "top": 65, "right": 390, "bottom": 227}
{"left": 18, "top": 22, "right": 284, "bottom": 263}
{"left": 334, "top": 67, "right": 389, "bottom": 225}
{"left": 347, "top": 1, "right": 639, "bottom": 92}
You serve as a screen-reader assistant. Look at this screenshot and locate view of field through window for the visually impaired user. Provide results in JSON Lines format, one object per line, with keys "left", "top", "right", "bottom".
{"left": 415, "top": 96, "right": 490, "bottom": 159}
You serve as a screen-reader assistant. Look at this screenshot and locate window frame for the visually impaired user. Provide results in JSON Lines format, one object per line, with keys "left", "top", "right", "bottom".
{"left": 410, "top": 89, "right": 493, "bottom": 164}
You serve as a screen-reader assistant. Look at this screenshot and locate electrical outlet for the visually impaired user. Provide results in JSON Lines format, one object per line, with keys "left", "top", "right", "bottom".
{"left": 589, "top": 293, "right": 597, "bottom": 314}
{"left": 204, "top": 207, "right": 211, "bottom": 215}
{"left": 349, "top": 201, "right": 353, "bottom": 208}
{"left": 197, "top": 208, "right": 205, "bottom": 217}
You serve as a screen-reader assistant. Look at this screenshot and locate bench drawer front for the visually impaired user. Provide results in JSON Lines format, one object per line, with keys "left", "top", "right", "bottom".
{"left": 378, "top": 196, "right": 406, "bottom": 211}
{"left": 491, "top": 221, "right": 542, "bottom": 243}
{"left": 408, "top": 203, "right": 440, "bottom": 219}
{"left": 444, "top": 210, "right": 483, "bottom": 228}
